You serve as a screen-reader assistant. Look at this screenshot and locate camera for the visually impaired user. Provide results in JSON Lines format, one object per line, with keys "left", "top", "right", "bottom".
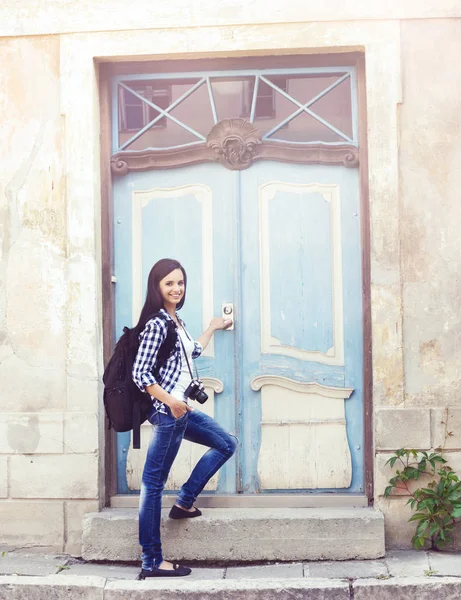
{"left": 184, "top": 379, "right": 208, "bottom": 404}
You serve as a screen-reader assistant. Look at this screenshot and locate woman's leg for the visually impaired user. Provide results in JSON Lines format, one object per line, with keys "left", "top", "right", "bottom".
{"left": 175, "top": 410, "right": 237, "bottom": 510}
{"left": 139, "top": 412, "right": 187, "bottom": 569}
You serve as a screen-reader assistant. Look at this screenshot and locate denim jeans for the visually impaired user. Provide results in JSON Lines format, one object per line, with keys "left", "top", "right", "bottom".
{"left": 138, "top": 408, "right": 237, "bottom": 569}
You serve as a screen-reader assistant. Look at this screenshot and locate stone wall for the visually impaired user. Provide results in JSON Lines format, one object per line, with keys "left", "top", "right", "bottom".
{"left": 0, "top": 1, "right": 460, "bottom": 554}
{"left": 0, "top": 35, "right": 101, "bottom": 555}
{"left": 374, "top": 18, "right": 461, "bottom": 548}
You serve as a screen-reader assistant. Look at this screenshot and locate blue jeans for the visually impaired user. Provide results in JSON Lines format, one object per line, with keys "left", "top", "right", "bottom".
{"left": 138, "top": 408, "right": 237, "bottom": 569}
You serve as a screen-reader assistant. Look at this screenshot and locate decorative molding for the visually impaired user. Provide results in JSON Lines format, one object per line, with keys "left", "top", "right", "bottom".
{"left": 111, "top": 120, "right": 359, "bottom": 174}
{"left": 259, "top": 182, "right": 345, "bottom": 365}
{"left": 111, "top": 146, "right": 213, "bottom": 175}
{"left": 206, "top": 118, "right": 261, "bottom": 170}
{"left": 201, "top": 377, "right": 224, "bottom": 394}
{"left": 258, "top": 143, "right": 358, "bottom": 168}
{"left": 250, "top": 375, "right": 353, "bottom": 399}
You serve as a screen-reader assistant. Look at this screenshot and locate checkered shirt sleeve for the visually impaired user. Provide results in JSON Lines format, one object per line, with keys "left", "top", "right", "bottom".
{"left": 132, "top": 317, "right": 169, "bottom": 392}
{"left": 192, "top": 341, "right": 203, "bottom": 359}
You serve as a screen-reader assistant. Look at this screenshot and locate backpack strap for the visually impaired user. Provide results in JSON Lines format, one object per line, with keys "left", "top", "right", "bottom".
{"left": 150, "top": 313, "right": 178, "bottom": 378}
{"left": 132, "top": 398, "right": 141, "bottom": 449}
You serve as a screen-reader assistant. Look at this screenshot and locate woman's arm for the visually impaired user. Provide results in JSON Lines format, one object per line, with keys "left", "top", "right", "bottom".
{"left": 197, "top": 317, "right": 233, "bottom": 351}
{"left": 132, "top": 319, "right": 167, "bottom": 392}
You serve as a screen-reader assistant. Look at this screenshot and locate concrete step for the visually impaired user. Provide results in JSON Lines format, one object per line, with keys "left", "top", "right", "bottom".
{"left": 3, "top": 574, "right": 461, "bottom": 600}
{"left": 4, "top": 551, "right": 461, "bottom": 599}
{"left": 82, "top": 507, "right": 385, "bottom": 562}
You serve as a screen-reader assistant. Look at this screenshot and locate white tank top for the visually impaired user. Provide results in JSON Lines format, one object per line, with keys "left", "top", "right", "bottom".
{"left": 170, "top": 327, "right": 195, "bottom": 403}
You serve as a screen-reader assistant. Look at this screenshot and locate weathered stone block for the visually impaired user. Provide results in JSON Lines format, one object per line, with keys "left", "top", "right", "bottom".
{"left": 375, "top": 408, "right": 430, "bottom": 450}
{"left": 370, "top": 284, "right": 404, "bottom": 408}
{"left": 353, "top": 577, "right": 461, "bottom": 600}
{"left": 431, "top": 408, "right": 461, "bottom": 449}
{"left": 10, "top": 455, "right": 98, "bottom": 499}
{"left": 82, "top": 507, "right": 384, "bottom": 562}
{"left": 0, "top": 501, "right": 64, "bottom": 552}
{"left": 374, "top": 453, "right": 433, "bottom": 497}
{"left": 65, "top": 500, "right": 99, "bottom": 557}
{"left": 308, "top": 559, "right": 387, "bottom": 579}
{"left": 64, "top": 413, "right": 98, "bottom": 454}
{"left": 66, "top": 257, "right": 100, "bottom": 381}
{"left": 384, "top": 550, "right": 430, "bottom": 578}
{"left": 0, "top": 554, "right": 61, "bottom": 577}
{"left": 105, "top": 578, "right": 350, "bottom": 600}
{"left": 0, "top": 458, "right": 7, "bottom": 498}
{"left": 0, "top": 575, "right": 105, "bottom": 600}
{"left": 375, "top": 497, "right": 414, "bottom": 549}
{"left": 0, "top": 414, "right": 63, "bottom": 454}
{"left": 0, "top": 354, "right": 66, "bottom": 413}
{"left": 67, "top": 376, "right": 100, "bottom": 413}
{"left": 6, "top": 235, "right": 66, "bottom": 370}
{"left": 226, "top": 563, "right": 303, "bottom": 579}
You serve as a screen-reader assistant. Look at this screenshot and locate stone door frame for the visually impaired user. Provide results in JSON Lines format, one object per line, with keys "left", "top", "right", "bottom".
{"left": 58, "top": 22, "right": 402, "bottom": 506}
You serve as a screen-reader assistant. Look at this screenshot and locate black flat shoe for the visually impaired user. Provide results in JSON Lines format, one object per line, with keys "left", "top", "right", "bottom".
{"left": 169, "top": 504, "right": 202, "bottom": 519}
{"left": 136, "top": 563, "right": 192, "bottom": 579}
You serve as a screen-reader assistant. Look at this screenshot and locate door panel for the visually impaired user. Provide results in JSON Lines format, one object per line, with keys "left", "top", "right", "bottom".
{"left": 113, "top": 164, "right": 239, "bottom": 494}
{"left": 239, "top": 161, "right": 363, "bottom": 493}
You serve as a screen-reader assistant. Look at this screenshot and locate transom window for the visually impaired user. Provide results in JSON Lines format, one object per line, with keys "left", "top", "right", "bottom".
{"left": 113, "top": 68, "right": 357, "bottom": 152}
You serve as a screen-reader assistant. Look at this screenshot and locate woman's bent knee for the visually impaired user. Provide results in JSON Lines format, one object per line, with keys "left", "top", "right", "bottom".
{"left": 226, "top": 433, "right": 238, "bottom": 457}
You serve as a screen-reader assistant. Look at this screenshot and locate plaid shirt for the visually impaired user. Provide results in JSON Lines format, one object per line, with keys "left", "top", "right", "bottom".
{"left": 132, "top": 309, "right": 202, "bottom": 413}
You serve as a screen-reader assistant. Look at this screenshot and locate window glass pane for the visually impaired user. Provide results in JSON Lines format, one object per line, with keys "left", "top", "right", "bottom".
{"left": 266, "top": 74, "right": 340, "bottom": 105}
{"left": 169, "top": 81, "right": 215, "bottom": 136}
{"left": 255, "top": 89, "right": 295, "bottom": 136}
{"left": 125, "top": 105, "right": 144, "bottom": 131}
{"left": 267, "top": 111, "right": 344, "bottom": 143}
{"left": 309, "top": 77, "right": 352, "bottom": 139}
{"left": 123, "top": 119, "right": 199, "bottom": 150}
{"left": 118, "top": 78, "right": 204, "bottom": 150}
{"left": 210, "top": 77, "right": 254, "bottom": 121}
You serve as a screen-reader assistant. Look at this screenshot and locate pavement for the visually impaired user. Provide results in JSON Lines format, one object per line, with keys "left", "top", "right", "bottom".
{"left": 2, "top": 550, "right": 461, "bottom": 598}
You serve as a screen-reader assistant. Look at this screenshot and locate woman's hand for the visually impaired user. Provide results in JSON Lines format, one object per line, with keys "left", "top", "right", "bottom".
{"left": 197, "top": 317, "right": 233, "bottom": 351}
{"left": 209, "top": 317, "right": 233, "bottom": 332}
{"left": 168, "top": 397, "right": 193, "bottom": 419}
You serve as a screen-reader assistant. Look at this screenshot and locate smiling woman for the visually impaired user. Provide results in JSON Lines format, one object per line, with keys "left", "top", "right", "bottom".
{"left": 130, "top": 258, "right": 234, "bottom": 579}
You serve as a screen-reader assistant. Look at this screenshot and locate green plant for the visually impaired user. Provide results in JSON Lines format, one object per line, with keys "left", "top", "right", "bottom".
{"left": 55, "top": 564, "right": 70, "bottom": 573}
{"left": 424, "top": 569, "right": 438, "bottom": 577}
{"left": 384, "top": 448, "right": 461, "bottom": 549}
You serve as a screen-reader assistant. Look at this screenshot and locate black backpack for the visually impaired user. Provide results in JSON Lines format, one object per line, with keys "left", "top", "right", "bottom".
{"left": 103, "top": 313, "right": 177, "bottom": 449}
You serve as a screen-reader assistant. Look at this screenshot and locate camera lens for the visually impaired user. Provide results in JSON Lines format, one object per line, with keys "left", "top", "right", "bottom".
{"left": 195, "top": 389, "right": 208, "bottom": 404}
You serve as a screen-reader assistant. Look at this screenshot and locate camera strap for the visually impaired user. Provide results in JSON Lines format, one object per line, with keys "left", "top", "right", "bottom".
{"left": 178, "top": 331, "right": 199, "bottom": 381}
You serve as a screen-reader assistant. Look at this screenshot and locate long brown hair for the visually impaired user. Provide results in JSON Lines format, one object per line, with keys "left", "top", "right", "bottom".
{"left": 132, "top": 258, "right": 187, "bottom": 335}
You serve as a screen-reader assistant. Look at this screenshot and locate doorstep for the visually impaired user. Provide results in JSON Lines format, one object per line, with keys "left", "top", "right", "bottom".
{"left": 110, "top": 494, "right": 369, "bottom": 508}
{"left": 82, "top": 506, "right": 384, "bottom": 562}
{"left": 4, "top": 551, "right": 461, "bottom": 600}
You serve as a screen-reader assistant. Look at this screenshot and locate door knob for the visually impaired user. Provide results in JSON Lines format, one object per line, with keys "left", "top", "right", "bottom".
{"left": 221, "top": 303, "right": 234, "bottom": 330}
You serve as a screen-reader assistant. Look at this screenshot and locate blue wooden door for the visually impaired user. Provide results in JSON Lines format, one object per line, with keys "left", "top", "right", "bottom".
{"left": 111, "top": 66, "right": 364, "bottom": 496}
{"left": 113, "top": 161, "right": 363, "bottom": 495}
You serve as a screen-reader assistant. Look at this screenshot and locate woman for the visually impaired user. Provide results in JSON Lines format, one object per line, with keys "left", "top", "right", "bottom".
{"left": 132, "top": 258, "right": 236, "bottom": 579}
